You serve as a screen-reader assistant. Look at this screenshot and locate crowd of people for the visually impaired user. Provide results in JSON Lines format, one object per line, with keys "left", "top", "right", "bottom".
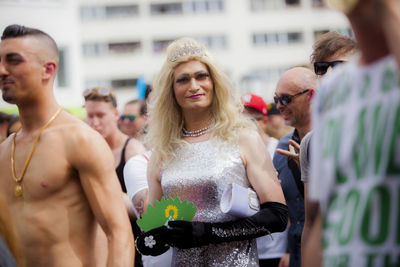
{"left": 0, "top": 0, "right": 399, "bottom": 266}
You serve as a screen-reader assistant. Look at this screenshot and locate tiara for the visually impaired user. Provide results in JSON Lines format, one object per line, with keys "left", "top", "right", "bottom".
{"left": 169, "top": 44, "right": 204, "bottom": 62}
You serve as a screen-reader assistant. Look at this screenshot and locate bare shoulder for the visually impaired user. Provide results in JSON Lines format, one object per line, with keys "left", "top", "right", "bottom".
{"left": 55, "top": 111, "right": 112, "bottom": 165}
{"left": 238, "top": 127, "right": 265, "bottom": 155}
{"left": 125, "top": 137, "right": 146, "bottom": 159}
{"left": 238, "top": 127, "right": 262, "bottom": 145}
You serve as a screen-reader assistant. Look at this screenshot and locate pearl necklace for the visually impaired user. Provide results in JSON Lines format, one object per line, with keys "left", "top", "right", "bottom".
{"left": 182, "top": 125, "right": 211, "bottom": 137}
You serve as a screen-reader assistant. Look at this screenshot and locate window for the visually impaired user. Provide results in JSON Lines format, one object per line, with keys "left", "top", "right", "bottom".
{"left": 183, "top": 0, "right": 224, "bottom": 13}
{"left": 83, "top": 41, "right": 141, "bottom": 56}
{"left": 111, "top": 78, "right": 138, "bottom": 89}
{"left": 196, "top": 35, "right": 227, "bottom": 49}
{"left": 105, "top": 5, "right": 139, "bottom": 18}
{"left": 287, "top": 32, "right": 303, "bottom": 43}
{"left": 80, "top": 5, "right": 139, "bottom": 20}
{"left": 108, "top": 42, "right": 141, "bottom": 54}
{"left": 57, "top": 48, "right": 69, "bottom": 88}
{"left": 150, "top": 3, "right": 183, "bottom": 15}
{"left": 153, "top": 39, "right": 175, "bottom": 53}
{"left": 252, "top": 31, "right": 303, "bottom": 46}
{"left": 250, "top": 0, "right": 300, "bottom": 11}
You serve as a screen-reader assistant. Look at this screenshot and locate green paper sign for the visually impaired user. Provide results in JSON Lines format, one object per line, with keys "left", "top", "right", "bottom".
{"left": 137, "top": 197, "right": 197, "bottom": 232}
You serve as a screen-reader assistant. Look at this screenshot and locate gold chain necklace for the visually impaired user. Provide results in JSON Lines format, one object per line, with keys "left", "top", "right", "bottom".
{"left": 11, "top": 107, "right": 62, "bottom": 197}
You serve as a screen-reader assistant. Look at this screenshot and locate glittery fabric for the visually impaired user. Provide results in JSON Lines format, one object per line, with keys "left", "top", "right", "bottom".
{"left": 161, "top": 138, "right": 259, "bottom": 267}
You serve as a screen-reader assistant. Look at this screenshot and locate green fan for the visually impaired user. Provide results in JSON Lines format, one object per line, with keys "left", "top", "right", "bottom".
{"left": 137, "top": 197, "right": 197, "bottom": 232}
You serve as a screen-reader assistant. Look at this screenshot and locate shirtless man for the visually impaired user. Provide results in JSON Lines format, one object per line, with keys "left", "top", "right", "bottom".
{"left": 0, "top": 24, "right": 134, "bottom": 267}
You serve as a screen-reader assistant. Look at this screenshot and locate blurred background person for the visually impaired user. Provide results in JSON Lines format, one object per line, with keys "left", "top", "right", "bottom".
{"left": 83, "top": 87, "right": 146, "bottom": 267}
{"left": 119, "top": 99, "right": 147, "bottom": 139}
{"left": 264, "top": 103, "right": 293, "bottom": 141}
{"left": 273, "top": 67, "right": 317, "bottom": 267}
{"left": 0, "top": 112, "right": 10, "bottom": 143}
{"left": 300, "top": 30, "right": 356, "bottom": 266}
{"left": 311, "top": 31, "right": 357, "bottom": 78}
{"left": 6, "top": 114, "right": 20, "bottom": 137}
{"left": 241, "top": 92, "right": 288, "bottom": 267}
{"left": 0, "top": 112, "right": 20, "bottom": 143}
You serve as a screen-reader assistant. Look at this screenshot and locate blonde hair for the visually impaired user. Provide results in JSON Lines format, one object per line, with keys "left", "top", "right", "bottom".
{"left": 145, "top": 37, "right": 252, "bottom": 164}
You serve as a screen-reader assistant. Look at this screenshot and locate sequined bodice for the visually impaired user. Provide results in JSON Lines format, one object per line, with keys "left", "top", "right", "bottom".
{"left": 161, "top": 138, "right": 259, "bottom": 267}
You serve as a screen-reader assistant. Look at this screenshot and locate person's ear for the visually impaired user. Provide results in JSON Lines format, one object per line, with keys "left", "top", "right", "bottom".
{"left": 42, "top": 61, "right": 57, "bottom": 80}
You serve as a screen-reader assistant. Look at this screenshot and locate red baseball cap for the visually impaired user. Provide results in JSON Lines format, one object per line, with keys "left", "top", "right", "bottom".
{"left": 241, "top": 93, "right": 268, "bottom": 117}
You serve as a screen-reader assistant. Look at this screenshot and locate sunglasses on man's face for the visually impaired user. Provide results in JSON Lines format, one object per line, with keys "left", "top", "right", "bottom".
{"left": 274, "top": 89, "right": 310, "bottom": 106}
{"left": 313, "top": 60, "right": 345, "bottom": 76}
{"left": 120, "top": 114, "right": 136, "bottom": 122}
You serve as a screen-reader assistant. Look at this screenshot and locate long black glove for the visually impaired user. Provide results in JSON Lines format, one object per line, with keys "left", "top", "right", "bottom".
{"left": 168, "top": 201, "right": 288, "bottom": 249}
{"left": 135, "top": 225, "right": 171, "bottom": 256}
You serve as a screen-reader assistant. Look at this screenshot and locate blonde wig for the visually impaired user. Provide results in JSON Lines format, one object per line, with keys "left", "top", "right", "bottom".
{"left": 145, "top": 37, "right": 253, "bottom": 164}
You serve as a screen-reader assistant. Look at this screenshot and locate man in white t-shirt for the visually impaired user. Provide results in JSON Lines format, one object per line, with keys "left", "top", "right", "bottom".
{"left": 304, "top": 0, "right": 400, "bottom": 266}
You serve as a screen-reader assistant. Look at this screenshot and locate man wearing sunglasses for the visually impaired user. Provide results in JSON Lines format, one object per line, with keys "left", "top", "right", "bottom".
{"left": 311, "top": 31, "right": 357, "bottom": 76}
{"left": 272, "top": 66, "right": 317, "bottom": 267}
{"left": 304, "top": 0, "right": 400, "bottom": 266}
{"left": 298, "top": 31, "right": 357, "bottom": 266}
{"left": 120, "top": 99, "right": 147, "bottom": 139}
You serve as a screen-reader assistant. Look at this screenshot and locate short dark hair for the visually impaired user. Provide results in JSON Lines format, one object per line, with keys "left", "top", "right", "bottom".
{"left": 311, "top": 31, "right": 357, "bottom": 63}
{"left": 2, "top": 24, "right": 46, "bottom": 40}
{"left": 1, "top": 24, "right": 59, "bottom": 62}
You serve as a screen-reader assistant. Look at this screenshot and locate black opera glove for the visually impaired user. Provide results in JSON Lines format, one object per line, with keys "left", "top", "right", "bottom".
{"left": 135, "top": 225, "right": 170, "bottom": 256}
{"left": 167, "top": 201, "right": 288, "bottom": 249}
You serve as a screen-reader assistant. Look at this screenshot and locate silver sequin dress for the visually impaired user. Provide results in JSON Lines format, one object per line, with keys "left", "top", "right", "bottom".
{"left": 161, "top": 138, "right": 259, "bottom": 267}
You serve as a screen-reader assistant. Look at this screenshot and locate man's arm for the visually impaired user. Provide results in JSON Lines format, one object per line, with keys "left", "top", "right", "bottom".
{"left": 302, "top": 212, "right": 322, "bottom": 267}
{"left": 301, "top": 182, "right": 320, "bottom": 264}
{"left": 68, "top": 127, "right": 134, "bottom": 267}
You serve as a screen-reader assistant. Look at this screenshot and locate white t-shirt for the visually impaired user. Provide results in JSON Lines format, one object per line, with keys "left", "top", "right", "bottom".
{"left": 300, "top": 131, "right": 312, "bottom": 183}
{"left": 256, "top": 136, "right": 288, "bottom": 260}
{"left": 310, "top": 55, "right": 400, "bottom": 266}
{"left": 123, "top": 151, "right": 173, "bottom": 267}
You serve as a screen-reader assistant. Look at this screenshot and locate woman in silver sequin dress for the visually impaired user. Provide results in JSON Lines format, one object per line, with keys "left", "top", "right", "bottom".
{"left": 142, "top": 38, "right": 287, "bottom": 267}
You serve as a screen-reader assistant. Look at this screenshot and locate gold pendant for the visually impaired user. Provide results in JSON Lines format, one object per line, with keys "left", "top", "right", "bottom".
{"left": 14, "top": 184, "right": 22, "bottom": 197}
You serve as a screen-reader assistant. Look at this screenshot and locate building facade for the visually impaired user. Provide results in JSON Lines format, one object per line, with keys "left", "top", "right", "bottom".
{"left": 0, "top": 0, "right": 349, "bottom": 112}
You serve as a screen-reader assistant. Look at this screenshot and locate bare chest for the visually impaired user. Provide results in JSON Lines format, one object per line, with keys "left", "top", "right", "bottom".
{"left": 0, "top": 137, "right": 72, "bottom": 201}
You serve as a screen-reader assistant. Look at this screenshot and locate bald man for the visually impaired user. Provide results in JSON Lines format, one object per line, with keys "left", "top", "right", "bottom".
{"left": 272, "top": 67, "right": 317, "bottom": 267}
{"left": 0, "top": 25, "right": 134, "bottom": 266}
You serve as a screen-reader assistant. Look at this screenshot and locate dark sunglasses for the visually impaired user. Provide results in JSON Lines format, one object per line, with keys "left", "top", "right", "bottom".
{"left": 120, "top": 114, "right": 136, "bottom": 122}
{"left": 274, "top": 89, "right": 310, "bottom": 106}
{"left": 314, "top": 60, "right": 345, "bottom": 75}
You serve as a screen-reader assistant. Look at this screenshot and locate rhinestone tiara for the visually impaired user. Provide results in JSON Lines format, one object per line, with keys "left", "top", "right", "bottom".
{"left": 169, "top": 43, "right": 204, "bottom": 62}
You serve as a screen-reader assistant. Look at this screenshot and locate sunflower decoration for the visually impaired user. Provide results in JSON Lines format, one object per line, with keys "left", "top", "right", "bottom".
{"left": 137, "top": 197, "right": 197, "bottom": 232}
